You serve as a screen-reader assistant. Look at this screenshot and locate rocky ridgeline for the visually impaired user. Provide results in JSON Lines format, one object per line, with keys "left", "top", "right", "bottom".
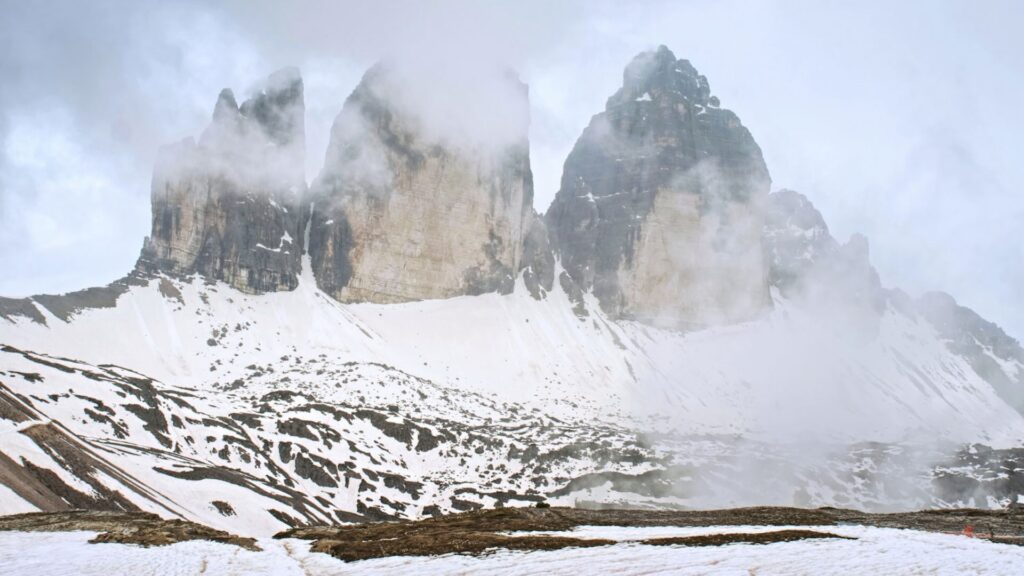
{"left": 762, "top": 188, "right": 1024, "bottom": 412}
{"left": 0, "top": 45, "right": 965, "bottom": 336}
{"left": 916, "top": 292, "right": 1024, "bottom": 414}
{"left": 127, "top": 47, "right": 769, "bottom": 325}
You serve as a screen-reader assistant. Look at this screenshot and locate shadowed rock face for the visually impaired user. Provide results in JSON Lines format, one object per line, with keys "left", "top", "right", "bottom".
{"left": 520, "top": 210, "right": 555, "bottom": 300}
{"left": 136, "top": 68, "right": 306, "bottom": 294}
{"left": 547, "top": 46, "right": 770, "bottom": 329}
{"left": 308, "top": 64, "right": 534, "bottom": 304}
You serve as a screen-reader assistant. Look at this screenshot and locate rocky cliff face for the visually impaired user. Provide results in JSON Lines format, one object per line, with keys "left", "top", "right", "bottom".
{"left": 546, "top": 46, "right": 770, "bottom": 329}
{"left": 136, "top": 68, "right": 306, "bottom": 294}
{"left": 307, "top": 65, "right": 534, "bottom": 304}
{"left": 519, "top": 210, "right": 555, "bottom": 300}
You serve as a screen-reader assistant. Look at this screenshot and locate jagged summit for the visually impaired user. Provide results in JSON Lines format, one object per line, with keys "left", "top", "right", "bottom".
{"left": 763, "top": 189, "right": 838, "bottom": 291}
{"left": 197, "top": 67, "right": 304, "bottom": 177}
{"left": 236, "top": 66, "right": 304, "bottom": 150}
{"left": 212, "top": 89, "right": 239, "bottom": 121}
{"left": 546, "top": 47, "right": 770, "bottom": 329}
{"left": 606, "top": 45, "right": 717, "bottom": 108}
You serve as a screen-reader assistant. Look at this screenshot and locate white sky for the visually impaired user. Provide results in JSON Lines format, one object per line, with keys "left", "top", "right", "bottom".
{"left": 1, "top": 0, "right": 1022, "bottom": 337}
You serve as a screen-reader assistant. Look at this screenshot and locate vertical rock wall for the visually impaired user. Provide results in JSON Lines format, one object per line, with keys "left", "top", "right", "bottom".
{"left": 308, "top": 65, "right": 534, "bottom": 303}
{"left": 137, "top": 68, "right": 306, "bottom": 293}
{"left": 546, "top": 46, "right": 770, "bottom": 328}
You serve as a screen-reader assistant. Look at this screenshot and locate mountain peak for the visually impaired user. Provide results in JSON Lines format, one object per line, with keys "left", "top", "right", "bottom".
{"left": 547, "top": 44, "right": 769, "bottom": 328}
{"left": 5, "top": 51, "right": 1024, "bottom": 538}
{"left": 238, "top": 67, "right": 304, "bottom": 148}
{"left": 201, "top": 68, "right": 304, "bottom": 159}
{"left": 212, "top": 88, "right": 239, "bottom": 122}
{"left": 607, "top": 46, "right": 715, "bottom": 108}
{"left": 264, "top": 66, "right": 302, "bottom": 90}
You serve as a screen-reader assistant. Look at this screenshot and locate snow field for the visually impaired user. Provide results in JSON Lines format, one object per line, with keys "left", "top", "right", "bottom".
{"left": 2, "top": 525, "right": 1022, "bottom": 576}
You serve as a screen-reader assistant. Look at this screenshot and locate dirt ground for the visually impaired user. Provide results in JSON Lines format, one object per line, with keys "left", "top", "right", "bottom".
{"left": 0, "top": 509, "right": 259, "bottom": 550}
{"left": 276, "top": 505, "right": 1024, "bottom": 561}
{"left": 4, "top": 505, "right": 1022, "bottom": 562}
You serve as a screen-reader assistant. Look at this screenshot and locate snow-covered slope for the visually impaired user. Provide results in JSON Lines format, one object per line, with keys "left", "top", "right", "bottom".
{"left": 5, "top": 524, "right": 1024, "bottom": 576}
{"left": 4, "top": 261, "right": 1022, "bottom": 445}
{"left": 2, "top": 257, "right": 1023, "bottom": 534}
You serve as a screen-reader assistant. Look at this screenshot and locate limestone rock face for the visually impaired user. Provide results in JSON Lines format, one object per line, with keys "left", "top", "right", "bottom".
{"left": 308, "top": 64, "right": 533, "bottom": 303}
{"left": 137, "top": 68, "right": 306, "bottom": 293}
{"left": 546, "top": 46, "right": 770, "bottom": 329}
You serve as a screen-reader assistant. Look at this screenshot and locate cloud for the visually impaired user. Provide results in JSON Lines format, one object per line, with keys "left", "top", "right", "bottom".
{"left": 0, "top": 0, "right": 263, "bottom": 295}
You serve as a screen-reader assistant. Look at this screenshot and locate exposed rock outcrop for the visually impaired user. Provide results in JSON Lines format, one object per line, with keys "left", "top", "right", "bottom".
{"left": 0, "top": 274, "right": 150, "bottom": 324}
{"left": 308, "top": 64, "right": 534, "bottom": 303}
{"left": 136, "top": 68, "right": 306, "bottom": 294}
{"left": 520, "top": 210, "right": 555, "bottom": 299}
{"left": 546, "top": 46, "right": 770, "bottom": 329}
{"left": 763, "top": 189, "right": 883, "bottom": 313}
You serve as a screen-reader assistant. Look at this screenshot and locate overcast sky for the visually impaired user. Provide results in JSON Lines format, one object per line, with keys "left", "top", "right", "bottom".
{"left": 1, "top": 0, "right": 1021, "bottom": 337}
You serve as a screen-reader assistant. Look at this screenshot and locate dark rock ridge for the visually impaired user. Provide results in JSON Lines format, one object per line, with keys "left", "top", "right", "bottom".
{"left": 520, "top": 210, "right": 556, "bottom": 299}
{"left": 546, "top": 45, "right": 771, "bottom": 328}
{"left": 136, "top": 67, "right": 307, "bottom": 294}
{"left": 763, "top": 189, "right": 884, "bottom": 313}
{"left": 0, "top": 273, "right": 149, "bottom": 324}
{"left": 307, "top": 64, "right": 535, "bottom": 303}
{"left": 934, "top": 444, "right": 1024, "bottom": 508}
{"left": 916, "top": 292, "right": 1024, "bottom": 414}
